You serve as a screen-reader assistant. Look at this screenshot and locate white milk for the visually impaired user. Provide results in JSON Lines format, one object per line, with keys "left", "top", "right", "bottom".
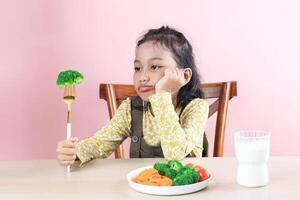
{"left": 234, "top": 131, "right": 270, "bottom": 187}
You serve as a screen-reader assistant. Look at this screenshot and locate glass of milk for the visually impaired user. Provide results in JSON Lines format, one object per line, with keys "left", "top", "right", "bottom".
{"left": 234, "top": 130, "right": 271, "bottom": 187}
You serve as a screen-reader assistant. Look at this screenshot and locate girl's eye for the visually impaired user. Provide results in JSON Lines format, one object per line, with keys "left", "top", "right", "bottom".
{"left": 134, "top": 66, "right": 141, "bottom": 72}
{"left": 150, "top": 65, "right": 160, "bottom": 70}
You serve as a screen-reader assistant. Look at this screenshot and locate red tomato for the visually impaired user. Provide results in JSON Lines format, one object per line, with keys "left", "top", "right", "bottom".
{"left": 185, "top": 164, "right": 210, "bottom": 182}
{"left": 186, "top": 163, "right": 194, "bottom": 167}
{"left": 194, "top": 165, "right": 204, "bottom": 172}
{"left": 198, "top": 168, "right": 209, "bottom": 181}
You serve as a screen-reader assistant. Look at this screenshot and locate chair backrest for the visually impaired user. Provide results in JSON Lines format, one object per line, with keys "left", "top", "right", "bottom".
{"left": 99, "top": 81, "right": 237, "bottom": 158}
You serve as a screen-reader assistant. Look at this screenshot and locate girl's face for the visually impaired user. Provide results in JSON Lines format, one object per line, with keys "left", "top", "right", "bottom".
{"left": 133, "top": 41, "right": 178, "bottom": 101}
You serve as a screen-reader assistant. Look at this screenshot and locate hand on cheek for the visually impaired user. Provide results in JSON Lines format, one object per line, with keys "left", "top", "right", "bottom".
{"left": 155, "top": 68, "right": 187, "bottom": 94}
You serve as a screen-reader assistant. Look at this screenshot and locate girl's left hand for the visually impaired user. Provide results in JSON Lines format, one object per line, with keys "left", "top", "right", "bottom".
{"left": 155, "top": 68, "right": 187, "bottom": 94}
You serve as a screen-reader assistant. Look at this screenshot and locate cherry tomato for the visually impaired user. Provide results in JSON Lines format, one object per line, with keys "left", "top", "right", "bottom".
{"left": 194, "top": 165, "right": 204, "bottom": 172}
{"left": 198, "top": 168, "right": 209, "bottom": 181}
{"left": 185, "top": 164, "right": 210, "bottom": 182}
{"left": 185, "top": 163, "right": 194, "bottom": 167}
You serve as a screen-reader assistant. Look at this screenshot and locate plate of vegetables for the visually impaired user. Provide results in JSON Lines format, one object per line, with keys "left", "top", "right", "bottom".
{"left": 127, "top": 160, "right": 211, "bottom": 195}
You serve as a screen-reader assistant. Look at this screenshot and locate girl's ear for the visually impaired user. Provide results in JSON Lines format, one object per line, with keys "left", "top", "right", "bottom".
{"left": 183, "top": 68, "right": 192, "bottom": 84}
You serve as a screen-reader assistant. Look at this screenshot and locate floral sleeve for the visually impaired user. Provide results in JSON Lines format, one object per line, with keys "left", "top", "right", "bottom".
{"left": 75, "top": 98, "right": 131, "bottom": 164}
{"left": 149, "top": 92, "right": 209, "bottom": 160}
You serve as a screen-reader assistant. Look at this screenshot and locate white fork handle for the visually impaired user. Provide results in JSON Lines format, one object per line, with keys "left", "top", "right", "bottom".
{"left": 67, "top": 122, "right": 71, "bottom": 140}
{"left": 67, "top": 122, "right": 71, "bottom": 173}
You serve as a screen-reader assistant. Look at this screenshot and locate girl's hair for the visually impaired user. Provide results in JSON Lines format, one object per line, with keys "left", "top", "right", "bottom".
{"left": 137, "top": 26, "right": 204, "bottom": 111}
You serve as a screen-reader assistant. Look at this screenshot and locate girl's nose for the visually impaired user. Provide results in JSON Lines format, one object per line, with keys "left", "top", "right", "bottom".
{"left": 139, "top": 72, "right": 150, "bottom": 83}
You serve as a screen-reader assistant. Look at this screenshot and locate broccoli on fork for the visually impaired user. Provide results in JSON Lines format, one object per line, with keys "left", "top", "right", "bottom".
{"left": 56, "top": 70, "right": 84, "bottom": 88}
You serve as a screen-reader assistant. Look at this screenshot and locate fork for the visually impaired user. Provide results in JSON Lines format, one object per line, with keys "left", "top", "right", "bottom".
{"left": 63, "top": 85, "right": 76, "bottom": 173}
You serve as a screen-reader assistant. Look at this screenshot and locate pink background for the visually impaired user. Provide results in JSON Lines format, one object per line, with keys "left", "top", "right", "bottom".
{"left": 1, "top": 0, "right": 299, "bottom": 160}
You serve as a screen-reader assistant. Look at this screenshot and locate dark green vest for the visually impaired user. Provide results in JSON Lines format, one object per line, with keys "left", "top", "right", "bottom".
{"left": 129, "top": 96, "right": 208, "bottom": 158}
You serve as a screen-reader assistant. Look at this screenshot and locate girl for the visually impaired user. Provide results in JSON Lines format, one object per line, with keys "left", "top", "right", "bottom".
{"left": 56, "top": 26, "right": 209, "bottom": 166}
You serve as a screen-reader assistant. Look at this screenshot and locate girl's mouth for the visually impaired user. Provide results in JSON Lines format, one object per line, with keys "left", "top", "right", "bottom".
{"left": 139, "top": 86, "right": 154, "bottom": 93}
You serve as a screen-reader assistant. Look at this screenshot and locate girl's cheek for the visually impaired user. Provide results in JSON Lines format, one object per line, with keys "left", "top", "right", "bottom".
{"left": 133, "top": 74, "right": 139, "bottom": 83}
{"left": 153, "top": 69, "right": 164, "bottom": 77}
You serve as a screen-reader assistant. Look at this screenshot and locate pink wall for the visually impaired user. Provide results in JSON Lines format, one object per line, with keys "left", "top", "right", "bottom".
{"left": 1, "top": 0, "right": 299, "bottom": 160}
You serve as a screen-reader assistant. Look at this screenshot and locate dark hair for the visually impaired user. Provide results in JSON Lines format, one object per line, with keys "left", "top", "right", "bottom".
{"left": 137, "top": 26, "right": 204, "bottom": 111}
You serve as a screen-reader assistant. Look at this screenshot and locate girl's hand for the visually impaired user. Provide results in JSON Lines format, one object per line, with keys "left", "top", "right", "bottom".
{"left": 155, "top": 68, "right": 187, "bottom": 94}
{"left": 56, "top": 137, "right": 78, "bottom": 166}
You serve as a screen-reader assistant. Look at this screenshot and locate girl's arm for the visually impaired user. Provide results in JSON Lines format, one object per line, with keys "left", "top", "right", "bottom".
{"left": 149, "top": 92, "right": 209, "bottom": 160}
{"left": 75, "top": 99, "right": 131, "bottom": 165}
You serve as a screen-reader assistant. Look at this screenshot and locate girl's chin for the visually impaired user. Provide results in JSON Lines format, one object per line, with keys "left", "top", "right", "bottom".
{"left": 139, "top": 95, "right": 150, "bottom": 102}
{"left": 138, "top": 92, "right": 155, "bottom": 102}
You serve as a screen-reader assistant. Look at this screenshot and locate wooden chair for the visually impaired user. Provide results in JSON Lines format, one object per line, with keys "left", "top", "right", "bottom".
{"left": 99, "top": 81, "right": 237, "bottom": 158}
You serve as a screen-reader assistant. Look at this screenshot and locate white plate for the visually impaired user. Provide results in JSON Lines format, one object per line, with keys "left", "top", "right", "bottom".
{"left": 127, "top": 166, "right": 212, "bottom": 195}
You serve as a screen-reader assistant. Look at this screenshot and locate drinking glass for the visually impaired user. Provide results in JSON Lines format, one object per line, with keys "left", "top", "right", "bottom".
{"left": 234, "top": 130, "right": 271, "bottom": 187}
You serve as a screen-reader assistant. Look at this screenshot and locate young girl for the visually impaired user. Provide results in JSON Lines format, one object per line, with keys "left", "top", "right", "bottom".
{"left": 56, "top": 26, "right": 209, "bottom": 166}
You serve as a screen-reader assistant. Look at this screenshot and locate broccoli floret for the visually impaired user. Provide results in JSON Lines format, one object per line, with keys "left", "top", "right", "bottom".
{"left": 178, "top": 166, "right": 200, "bottom": 183}
{"left": 163, "top": 167, "right": 178, "bottom": 180}
{"left": 167, "top": 160, "right": 183, "bottom": 172}
{"left": 172, "top": 174, "right": 195, "bottom": 186}
{"left": 56, "top": 70, "right": 84, "bottom": 88}
{"left": 153, "top": 160, "right": 199, "bottom": 186}
{"left": 154, "top": 162, "right": 177, "bottom": 179}
{"left": 153, "top": 162, "right": 169, "bottom": 172}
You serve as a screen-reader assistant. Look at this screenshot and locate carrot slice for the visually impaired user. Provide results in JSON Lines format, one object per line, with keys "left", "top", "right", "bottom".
{"left": 134, "top": 168, "right": 172, "bottom": 186}
{"left": 135, "top": 168, "right": 159, "bottom": 182}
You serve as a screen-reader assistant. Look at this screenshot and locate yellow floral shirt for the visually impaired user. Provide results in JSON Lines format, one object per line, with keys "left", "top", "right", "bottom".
{"left": 76, "top": 92, "right": 209, "bottom": 164}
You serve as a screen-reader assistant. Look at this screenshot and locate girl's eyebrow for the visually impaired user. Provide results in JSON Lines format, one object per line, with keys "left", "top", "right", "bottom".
{"left": 149, "top": 57, "right": 163, "bottom": 61}
{"left": 134, "top": 57, "right": 163, "bottom": 63}
{"left": 134, "top": 59, "right": 141, "bottom": 64}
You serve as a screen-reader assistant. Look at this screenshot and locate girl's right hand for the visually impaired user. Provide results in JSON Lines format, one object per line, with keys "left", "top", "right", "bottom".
{"left": 155, "top": 68, "right": 187, "bottom": 94}
{"left": 56, "top": 137, "right": 79, "bottom": 166}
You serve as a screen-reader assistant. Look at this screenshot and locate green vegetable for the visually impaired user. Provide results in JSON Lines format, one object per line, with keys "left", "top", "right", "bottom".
{"left": 153, "top": 162, "right": 169, "bottom": 172}
{"left": 167, "top": 160, "right": 183, "bottom": 172}
{"left": 153, "top": 160, "right": 200, "bottom": 186}
{"left": 177, "top": 166, "right": 200, "bottom": 183}
{"left": 56, "top": 70, "right": 84, "bottom": 88}
{"left": 162, "top": 167, "right": 178, "bottom": 180}
{"left": 154, "top": 162, "right": 178, "bottom": 180}
{"left": 172, "top": 174, "right": 195, "bottom": 186}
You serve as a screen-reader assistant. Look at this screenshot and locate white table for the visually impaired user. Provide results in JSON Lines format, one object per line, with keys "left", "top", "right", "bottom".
{"left": 0, "top": 157, "right": 299, "bottom": 200}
